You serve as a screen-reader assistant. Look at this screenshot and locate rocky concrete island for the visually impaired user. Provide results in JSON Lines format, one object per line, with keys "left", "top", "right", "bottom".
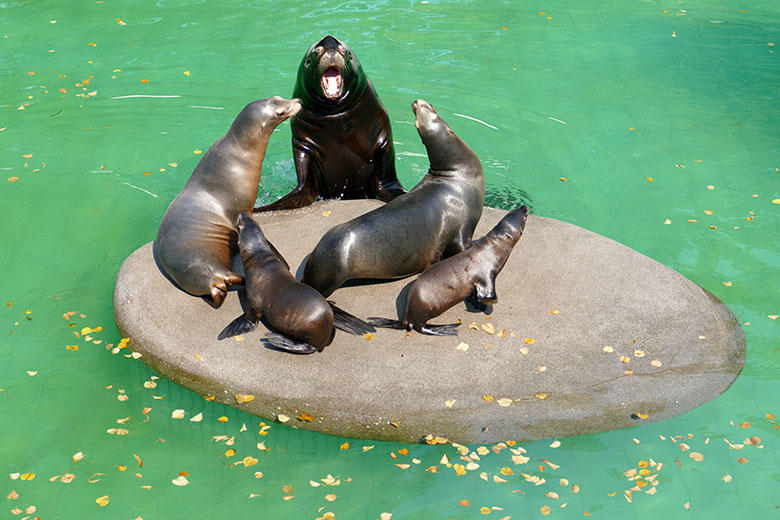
{"left": 114, "top": 200, "right": 745, "bottom": 443}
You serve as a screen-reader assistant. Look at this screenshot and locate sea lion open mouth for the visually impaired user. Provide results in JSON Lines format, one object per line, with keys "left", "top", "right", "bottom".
{"left": 321, "top": 66, "right": 342, "bottom": 99}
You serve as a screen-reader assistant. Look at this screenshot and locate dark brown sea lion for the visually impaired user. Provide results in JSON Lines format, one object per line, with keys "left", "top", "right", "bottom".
{"left": 156, "top": 97, "right": 301, "bottom": 308}
{"left": 302, "top": 99, "right": 485, "bottom": 297}
{"left": 369, "top": 205, "right": 529, "bottom": 335}
{"left": 218, "top": 213, "right": 374, "bottom": 354}
{"left": 253, "top": 35, "right": 406, "bottom": 212}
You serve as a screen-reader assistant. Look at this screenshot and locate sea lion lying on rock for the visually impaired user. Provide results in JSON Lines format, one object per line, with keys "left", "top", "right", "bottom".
{"left": 369, "top": 205, "right": 529, "bottom": 335}
{"left": 218, "top": 213, "right": 374, "bottom": 354}
{"left": 302, "top": 99, "right": 485, "bottom": 297}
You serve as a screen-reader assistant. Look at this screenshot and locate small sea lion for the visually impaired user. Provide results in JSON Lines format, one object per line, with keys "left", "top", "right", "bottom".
{"left": 156, "top": 97, "right": 301, "bottom": 308}
{"left": 369, "top": 205, "right": 529, "bottom": 335}
{"left": 218, "top": 213, "right": 374, "bottom": 354}
{"left": 301, "top": 99, "right": 485, "bottom": 298}
{"left": 254, "top": 35, "right": 406, "bottom": 212}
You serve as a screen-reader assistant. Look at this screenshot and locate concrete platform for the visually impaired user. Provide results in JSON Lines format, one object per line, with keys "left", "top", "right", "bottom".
{"left": 113, "top": 200, "right": 745, "bottom": 443}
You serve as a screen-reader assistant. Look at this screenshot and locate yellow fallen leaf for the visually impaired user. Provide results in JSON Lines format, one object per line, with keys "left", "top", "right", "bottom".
{"left": 456, "top": 342, "right": 469, "bottom": 351}
{"left": 549, "top": 440, "right": 561, "bottom": 448}
{"left": 20, "top": 473, "right": 35, "bottom": 481}
{"left": 690, "top": 452, "right": 704, "bottom": 462}
{"left": 535, "top": 393, "right": 548, "bottom": 400}
{"left": 523, "top": 337, "right": 535, "bottom": 344}
{"left": 325, "top": 494, "right": 337, "bottom": 502}
{"left": 95, "top": 495, "right": 109, "bottom": 507}
{"left": 171, "top": 475, "right": 189, "bottom": 486}
{"left": 235, "top": 394, "right": 254, "bottom": 404}
{"left": 277, "top": 414, "right": 290, "bottom": 423}
{"left": 651, "top": 359, "right": 662, "bottom": 367}
{"left": 483, "top": 395, "right": 494, "bottom": 402}
{"left": 482, "top": 323, "right": 495, "bottom": 334}
{"left": 445, "top": 399, "right": 456, "bottom": 408}
{"left": 340, "top": 442, "right": 350, "bottom": 450}
{"left": 497, "top": 398, "right": 512, "bottom": 407}
{"left": 189, "top": 412, "right": 203, "bottom": 423}
{"left": 171, "top": 409, "right": 185, "bottom": 419}
{"left": 243, "top": 457, "right": 258, "bottom": 467}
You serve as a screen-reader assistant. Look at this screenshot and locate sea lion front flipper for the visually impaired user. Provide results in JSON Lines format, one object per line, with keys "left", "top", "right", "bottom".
{"left": 329, "top": 302, "right": 376, "bottom": 335}
{"left": 475, "top": 276, "right": 498, "bottom": 306}
{"left": 218, "top": 314, "right": 257, "bottom": 340}
{"left": 373, "top": 142, "right": 407, "bottom": 201}
{"left": 253, "top": 148, "right": 318, "bottom": 212}
{"left": 367, "top": 317, "right": 407, "bottom": 330}
{"left": 418, "top": 323, "right": 461, "bottom": 336}
{"left": 261, "top": 333, "right": 318, "bottom": 355}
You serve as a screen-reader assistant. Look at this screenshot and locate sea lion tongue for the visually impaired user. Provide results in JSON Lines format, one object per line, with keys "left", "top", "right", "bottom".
{"left": 322, "top": 67, "right": 342, "bottom": 99}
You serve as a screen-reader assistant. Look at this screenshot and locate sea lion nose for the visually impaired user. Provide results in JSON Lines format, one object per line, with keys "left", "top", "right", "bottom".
{"left": 317, "top": 35, "right": 341, "bottom": 50}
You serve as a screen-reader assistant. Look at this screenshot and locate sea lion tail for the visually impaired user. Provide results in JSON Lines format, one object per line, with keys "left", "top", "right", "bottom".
{"left": 329, "top": 302, "right": 376, "bottom": 335}
{"left": 367, "top": 317, "right": 408, "bottom": 330}
{"left": 218, "top": 314, "right": 257, "bottom": 340}
{"left": 261, "top": 333, "right": 318, "bottom": 355}
{"left": 419, "top": 323, "right": 461, "bottom": 336}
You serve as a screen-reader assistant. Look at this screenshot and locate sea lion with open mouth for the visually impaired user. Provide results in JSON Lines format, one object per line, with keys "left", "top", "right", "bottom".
{"left": 254, "top": 35, "right": 406, "bottom": 212}
{"left": 369, "top": 205, "right": 529, "bottom": 335}
{"left": 301, "top": 99, "right": 485, "bottom": 298}
{"left": 156, "top": 97, "right": 301, "bottom": 308}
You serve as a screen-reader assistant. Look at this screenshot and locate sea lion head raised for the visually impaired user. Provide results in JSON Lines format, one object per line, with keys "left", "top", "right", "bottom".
{"left": 412, "top": 99, "right": 481, "bottom": 174}
{"left": 294, "top": 35, "right": 367, "bottom": 107}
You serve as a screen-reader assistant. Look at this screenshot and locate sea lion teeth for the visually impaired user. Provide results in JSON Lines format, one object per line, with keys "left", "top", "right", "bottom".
{"left": 322, "top": 67, "right": 342, "bottom": 98}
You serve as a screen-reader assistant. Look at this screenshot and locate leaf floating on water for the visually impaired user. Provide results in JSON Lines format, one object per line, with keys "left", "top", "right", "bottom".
{"left": 171, "top": 409, "right": 185, "bottom": 419}
{"left": 549, "top": 440, "right": 561, "bottom": 448}
{"left": 340, "top": 442, "right": 350, "bottom": 450}
{"left": 171, "top": 475, "right": 189, "bottom": 486}
{"left": 722, "top": 474, "right": 732, "bottom": 482}
{"left": 189, "top": 412, "right": 203, "bottom": 423}
{"left": 95, "top": 495, "right": 109, "bottom": 507}
{"left": 689, "top": 452, "right": 704, "bottom": 462}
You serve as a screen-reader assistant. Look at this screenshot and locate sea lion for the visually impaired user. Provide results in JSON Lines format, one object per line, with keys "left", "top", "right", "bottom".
{"left": 218, "top": 213, "right": 375, "bottom": 354}
{"left": 302, "top": 99, "right": 485, "bottom": 297}
{"left": 369, "top": 205, "right": 530, "bottom": 335}
{"left": 156, "top": 97, "right": 301, "bottom": 308}
{"left": 253, "top": 35, "right": 406, "bottom": 212}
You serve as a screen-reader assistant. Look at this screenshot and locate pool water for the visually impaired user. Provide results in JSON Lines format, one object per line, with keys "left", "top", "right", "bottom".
{"left": 2, "top": 1, "right": 778, "bottom": 518}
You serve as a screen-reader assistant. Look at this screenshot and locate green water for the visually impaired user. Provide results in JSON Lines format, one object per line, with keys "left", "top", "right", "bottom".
{"left": 2, "top": 0, "right": 778, "bottom": 518}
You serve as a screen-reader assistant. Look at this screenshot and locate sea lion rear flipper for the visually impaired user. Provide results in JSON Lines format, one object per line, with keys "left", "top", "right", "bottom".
{"left": 218, "top": 314, "right": 257, "bottom": 340}
{"left": 418, "top": 323, "right": 461, "bottom": 336}
{"left": 329, "top": 302, "right": 376, "bottom": 335}
{"left": 261, "top": 333, "right": 318, "bottom": 355}
{"left": 367, "top": 317, "right": 407, "bottom": 330}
